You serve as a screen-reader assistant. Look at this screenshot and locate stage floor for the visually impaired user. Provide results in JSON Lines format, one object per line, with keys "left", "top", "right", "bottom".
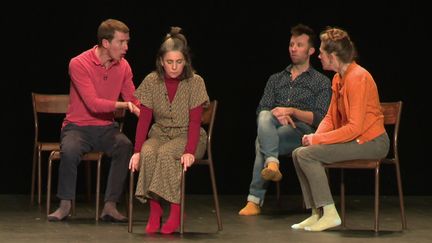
{"left": 0, "top": 194, "right": 430, "bottom": 242}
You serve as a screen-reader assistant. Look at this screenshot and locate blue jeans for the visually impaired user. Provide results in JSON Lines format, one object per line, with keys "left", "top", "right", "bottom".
{"left": 247, "top": 110, "right": 314, "bottom": 206}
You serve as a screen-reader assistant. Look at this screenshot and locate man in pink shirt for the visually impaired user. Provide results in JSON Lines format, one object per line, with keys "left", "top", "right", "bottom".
{"left": 48, "top": 19, "right": 140, "bottom": 222}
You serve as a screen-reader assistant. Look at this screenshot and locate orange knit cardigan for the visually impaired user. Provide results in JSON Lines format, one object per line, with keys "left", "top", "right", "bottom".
{"left": 311, "top": 62, "right": 385, "bottom": 145}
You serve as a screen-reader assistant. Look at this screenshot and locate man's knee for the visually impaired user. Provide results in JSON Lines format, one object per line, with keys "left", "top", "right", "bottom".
{"left": 61, "top": 142, "right": 84, "bottom": 160}
{"left": 257, "top": 110, "right": 274, "bottom": 126}
{"left": 115, "top": 134, "right": 132, "bottom": 151}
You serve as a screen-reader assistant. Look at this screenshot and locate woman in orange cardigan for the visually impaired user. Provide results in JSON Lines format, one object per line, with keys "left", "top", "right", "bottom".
{"left": 290, "top": 27, "right": 390, "bottom": 232}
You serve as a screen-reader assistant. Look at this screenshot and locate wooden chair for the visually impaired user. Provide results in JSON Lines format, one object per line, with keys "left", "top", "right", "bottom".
{"left": 32, "top": 93, "right": 106, "bottom": 205}
{"left": 274, "top": 155, "right": 306, "bottom": 209}
{"left": 128, "top": 100, "right": 222, "bottom": 233}
{"left": 31, "top": 93, "right": 126, "bottom": 220}
{"left": 180, "top": 100, "right": 222, "bottom": 233}
{"left": 322, "top": 101, "right": 406, "bottom": 232}
{"left": 274, "top": 155, "right": 292, "bottom": 204}
{"left": 47, "top": 151, "right": 104, "bottom": 220}
{"left": 32, "top": 93, "right": 70, "bottom": 205}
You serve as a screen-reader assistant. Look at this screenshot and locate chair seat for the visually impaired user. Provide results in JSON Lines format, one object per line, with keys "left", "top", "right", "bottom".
{"left": 323, "top": 159, "right": 380, "bottom": 169}
{"left": 49, "top": 151, "right": 104, "bottom": 161}
{"left": 47, "top": 150, "right": 104, "bottom": 221}
{"left": 39, "top": 142, "right": 60, "bottom": 151}
{"left": 381, "top": 158, "right": 396, "bottom": 165}
{"left": 194, "top": 159, "right": 209, "bottom": 165}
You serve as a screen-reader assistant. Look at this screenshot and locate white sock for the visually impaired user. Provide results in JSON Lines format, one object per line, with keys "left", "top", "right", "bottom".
{"left": 291, "top": 208, "right": 319, "bottom": 229}
{"left": 304, "top": 204, "right": 341, "bottom": 231}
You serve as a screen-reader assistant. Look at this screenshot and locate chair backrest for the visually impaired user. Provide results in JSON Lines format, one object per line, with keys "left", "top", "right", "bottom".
{"left": 32, "top": 93, "right": 70, "bottom": 114}
{"left": 200, "top": 100, "right": 218, "bottom": 160}
{"left": 380, "top": 101, "right": 403, "bottom": 161}
{"left": 202, "top": 100, "right": 217, "bottom": 134}
{"left": 32, "top": 93, "right": 127, "bottom": 142}
{"left": 32, "top": 93, "right": 70, "bottom": 144}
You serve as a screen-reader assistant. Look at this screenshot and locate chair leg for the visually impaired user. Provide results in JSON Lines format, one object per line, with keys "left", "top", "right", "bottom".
{"left": 340, "top": 169, "right": 346, "bottom": 228}
{"left": 38, "top": 149, "right": 42, "bottom": 205}
{"left": 394, "top": 162, "right": 407, "bottom": 229}
{"left": 95, "top": 158, "right": 101, "bottom": 221}
{"left": 374, "top": 167, "right": 380, "bottom": 232}
{"left": 276, "top": 181, "right": 281, "bottom": 206}
{"left": 124, "top": 183, "right": 129, "bottom": 217}
{"left": 46, "top": 157, "right": 53, "bottom": 216}
{"left": 71, "top": 200, "right": 76, "bottom": 215}
{"left": 208, "top": 163, "right": 222, "bottom": 231}
{"left": 180, "top": 170, "right": 186, "bottom": 234}
{"left": 85, "top": 161, "right": 92, "bottom": 203}
{"left": 31, "top": 146, "right": 38, "bottom": 205}
{"left": 128, "top": 171, "right": 134, "bottom": 233}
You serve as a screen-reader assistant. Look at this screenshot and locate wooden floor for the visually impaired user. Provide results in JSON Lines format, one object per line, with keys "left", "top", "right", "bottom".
{"left": 0, "top": 194, "right": 431, "bottom": 242}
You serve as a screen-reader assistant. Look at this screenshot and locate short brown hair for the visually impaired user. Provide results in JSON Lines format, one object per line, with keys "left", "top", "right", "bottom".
{"left": 97, "top": 19, "right": 129, "bottom": 46}
{"left": 291, "top": 24, "right": 316, "bottom": 48}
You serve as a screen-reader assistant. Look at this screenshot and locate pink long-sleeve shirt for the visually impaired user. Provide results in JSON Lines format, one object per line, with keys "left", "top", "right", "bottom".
{"left": 63, "top": 46, "right": 139, "bottom": 127}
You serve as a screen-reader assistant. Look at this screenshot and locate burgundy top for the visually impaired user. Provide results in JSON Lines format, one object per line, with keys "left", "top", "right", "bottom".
{"left": 134, "top": 76, "right": 203, "bottom": 154}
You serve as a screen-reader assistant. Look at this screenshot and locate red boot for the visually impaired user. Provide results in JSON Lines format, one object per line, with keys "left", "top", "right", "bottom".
{"left": 145, "top": 199, "right": 163, "bottom": 233}
{"left": 160, "top": 203, "right": 181, "bottom": 234}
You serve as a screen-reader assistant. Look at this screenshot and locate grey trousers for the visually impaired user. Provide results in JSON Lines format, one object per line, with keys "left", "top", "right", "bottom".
{"left": 57, "top": 123, "right": 132, "bottom": 202}
{"left": 292, "top": 133, "right": 389, "bottom": 209}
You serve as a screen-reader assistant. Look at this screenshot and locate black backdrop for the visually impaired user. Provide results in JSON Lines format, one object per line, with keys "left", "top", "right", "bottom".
{"left": 2, "top": 1, "right": 428, "bottom": 196}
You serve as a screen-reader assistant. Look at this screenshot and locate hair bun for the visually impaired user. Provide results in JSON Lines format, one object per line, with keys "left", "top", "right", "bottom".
{"left": 170, "top": 26, "right": 182, "bottom": 35}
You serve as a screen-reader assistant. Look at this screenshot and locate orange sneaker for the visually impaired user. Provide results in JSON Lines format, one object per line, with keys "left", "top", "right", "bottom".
{"left": 239, "top": 201, "right": 261, "bottom": 216}
{"left": 261, "top": 162, "right": 282, "bottom": 181}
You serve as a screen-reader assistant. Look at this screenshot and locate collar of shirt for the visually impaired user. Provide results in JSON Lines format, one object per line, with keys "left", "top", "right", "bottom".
{"left": 89, "top": 45, "right": 119, "bottom": 69}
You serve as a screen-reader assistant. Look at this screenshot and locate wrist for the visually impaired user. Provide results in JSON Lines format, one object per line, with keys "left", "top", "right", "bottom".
{"left": 291, "top": 108, "right": 297, "bottom": 117}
